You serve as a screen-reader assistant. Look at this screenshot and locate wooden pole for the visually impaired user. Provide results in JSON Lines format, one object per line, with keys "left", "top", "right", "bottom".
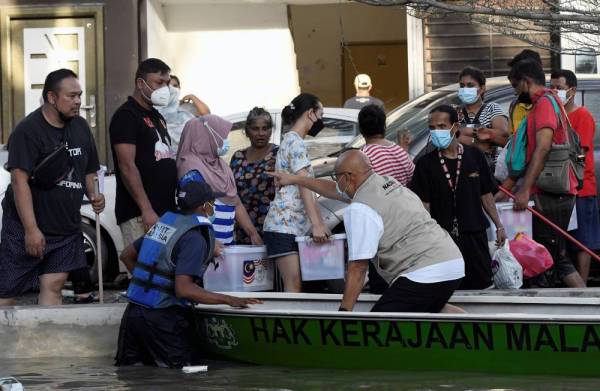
{"left": 94, "top": 177, "right": 104, "bottom": 304}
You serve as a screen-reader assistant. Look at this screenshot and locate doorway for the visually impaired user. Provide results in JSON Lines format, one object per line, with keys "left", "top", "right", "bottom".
{"left": 342, "top": 42, "right": 409, "bottom": 111}
{"left": 1, "top": 7, "right": 105, "bottom": 157}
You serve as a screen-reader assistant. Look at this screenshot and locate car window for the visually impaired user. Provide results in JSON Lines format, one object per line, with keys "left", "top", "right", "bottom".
{"left": 283, "top": 118, "right": 358, "bottom": 161}
{"left": 582, "top": 90, "right": 600, "bottom": 145}
{"left": 224, "top": 120, "right": 251, "bottom": 163}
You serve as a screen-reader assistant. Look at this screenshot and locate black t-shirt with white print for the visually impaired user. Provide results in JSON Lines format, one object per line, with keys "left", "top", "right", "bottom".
{"left": 109, "top": 97, "right": 177, "bottom": 225}
{"left": 3, "top": 107, "right": 100, "bottom": 235}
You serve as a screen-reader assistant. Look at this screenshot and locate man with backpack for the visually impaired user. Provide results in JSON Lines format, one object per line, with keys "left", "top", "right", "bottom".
{"left": 508, "top": 60, "right": 585, "bottom": 288}
{"left": 551, "top": 70, "right": 600, "bottom": 284}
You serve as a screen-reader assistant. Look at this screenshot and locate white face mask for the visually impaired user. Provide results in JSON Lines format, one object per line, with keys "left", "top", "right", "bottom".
{"left": 141, "top": 79, "right": 170, "bottom": 107}
{"left": 169, "top": 85, "right": 180, "bottom": 106}
{"left": 557, "top": 89, "right": 571, "bottom": 105}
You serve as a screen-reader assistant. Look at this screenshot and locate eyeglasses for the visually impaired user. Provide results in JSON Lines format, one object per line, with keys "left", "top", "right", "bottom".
{"left": 331, "top": 171, "right": 351, "bottom": 181}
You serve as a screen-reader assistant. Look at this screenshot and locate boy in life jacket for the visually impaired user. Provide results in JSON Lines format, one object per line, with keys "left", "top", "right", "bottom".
{"left": 115, "top": 177, "right": 262, "bottom": 368}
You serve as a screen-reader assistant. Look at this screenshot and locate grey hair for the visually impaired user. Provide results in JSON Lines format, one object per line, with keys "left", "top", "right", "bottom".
{"left": 245, "top": 107, "right": 273, "bottom": 131}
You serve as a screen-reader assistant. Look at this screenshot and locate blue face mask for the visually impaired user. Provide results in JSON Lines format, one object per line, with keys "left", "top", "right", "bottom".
{"left": 458, "top": 87, "right": 479, "bottom": 105}
{"left": 430, "top": 129, "right": 454, "bottom": 150}
{"left": 217, "top": 139, "right": 230, "bottom": 156}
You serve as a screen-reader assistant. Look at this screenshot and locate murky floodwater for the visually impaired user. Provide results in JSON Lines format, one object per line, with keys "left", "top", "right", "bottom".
{"left": 1, "top": 358, "right": 599, "bottom": 391}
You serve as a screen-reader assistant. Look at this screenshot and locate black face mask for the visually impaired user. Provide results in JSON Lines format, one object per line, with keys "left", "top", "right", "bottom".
{"left": 518, "top": 92, "right": 532, "bottom": 105}
{"left": 308, "top": 118, "right": 324, "bottom": 137}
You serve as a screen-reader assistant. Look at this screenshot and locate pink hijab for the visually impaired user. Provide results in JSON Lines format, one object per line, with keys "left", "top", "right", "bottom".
{"left": 176, "top": 115, "right": 237, "bottom": 204}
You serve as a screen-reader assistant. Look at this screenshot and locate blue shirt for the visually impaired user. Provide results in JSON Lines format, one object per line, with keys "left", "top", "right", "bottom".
{"left": 133, "top": 229, "right": 208, "bottom": 279}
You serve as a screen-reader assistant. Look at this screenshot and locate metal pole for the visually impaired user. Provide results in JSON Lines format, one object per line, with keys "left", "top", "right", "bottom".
{"left": 94, "top": 177, "right": 104, "bottom": 304}
{"left": 498, "top": 186, "right": 600, "bottom": 263}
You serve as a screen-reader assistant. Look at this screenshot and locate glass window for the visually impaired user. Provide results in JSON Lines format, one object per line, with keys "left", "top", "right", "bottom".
{"left": 582, "top": 90, "right": 600, "bottom": 145}
{"left": 575, "top": 48, "right": 598, "bottom": 74}
{"left": 300, "top": 118, "right": 359, "bottom": 161}
{"left": 223, "top": 120, "right": 250, "bottom": 163}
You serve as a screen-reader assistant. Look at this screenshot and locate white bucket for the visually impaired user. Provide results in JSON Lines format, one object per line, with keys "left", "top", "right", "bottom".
{"left": 203, "top": 245, "right": 272, "bottom": 292}
{"left": 295, "top": 234, "right": 346, "bottom": 281}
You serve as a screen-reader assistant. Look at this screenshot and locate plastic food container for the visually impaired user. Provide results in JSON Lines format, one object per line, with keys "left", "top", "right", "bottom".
{"left": 295, "top": 234, "right": 346, "bottom": 281}
{"left": 203, "top": 245, "right": 273, "bottom": 292}
{"left": 486, "top": 201, "right": 534, "bottom": 242}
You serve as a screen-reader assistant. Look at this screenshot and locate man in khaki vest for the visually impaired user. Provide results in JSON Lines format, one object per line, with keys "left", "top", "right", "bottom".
{"left": 269, "top": 150, "right": 464, "bottom": 312}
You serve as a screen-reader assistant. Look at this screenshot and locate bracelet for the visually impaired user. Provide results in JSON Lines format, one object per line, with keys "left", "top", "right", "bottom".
{"left": 497, "top": 227, "right": 505, "bottom": 231}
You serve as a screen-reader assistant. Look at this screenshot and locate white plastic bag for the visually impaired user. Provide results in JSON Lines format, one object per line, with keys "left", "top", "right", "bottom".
{"left": 494, "top": 146, "right": 509, "bottom": 182}
{"left": 491, "top": 241, "right": 523, "bottom": 289}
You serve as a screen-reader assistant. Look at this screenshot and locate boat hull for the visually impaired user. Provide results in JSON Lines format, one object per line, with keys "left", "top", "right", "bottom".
{"left": 196, "top": 292, "right": 600, "bottom": 376}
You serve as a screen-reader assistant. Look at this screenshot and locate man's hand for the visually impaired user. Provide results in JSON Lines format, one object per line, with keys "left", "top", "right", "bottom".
{"left": 311, "top": 223, "right": 331, "bottom": 244}
{"left": 476, "top": 127, "right": 493, "bottom": 142}
{"left": 227, "top": 296, "right": 263, "bottom": 308}
{"left": 214, "top": 241, "right": 224, "bottom": 258}
{"left": 250, "top": 232, "right": 263, "bottom": 245}
{"left": 90, "top": 193, "right": 105, "bottom": 214}
{"left": 495, "top": 227, "right": 508, "bottom": 247}
{"left": 513, "top": 188, "right": 530, "bottom": 211}
{"left": 267, "top": 171, "right": 297, "bottom": 187}
{"left": 397, "top": 130, "right": 412, "bottom": 151}
{"left": 141, "top": 209, "right": 160, "bottom": 232}
{"left": 25, "top": 227, "right": 45, "bottom": 258}
{"left": 181, "top": 94, "right": 199, "bottom": 104}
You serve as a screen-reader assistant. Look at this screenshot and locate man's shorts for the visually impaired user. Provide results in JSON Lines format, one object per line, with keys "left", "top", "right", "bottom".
{"left": 371, "top": 277, "right": 462, "bottom": 313}
{"left": 115, "top": 303, "right": 199, "bottom": 368}
{"left": 570, "top": 196, "right": 600, "bottom": 252}
{"left": 0, "top": 214, "right": 86, "bottom": 298}
{"left": 263, "top": 231, "right": 299, "bottom": 258}
{"left": 120, "top": 216, "right": 146, "bottom": 248}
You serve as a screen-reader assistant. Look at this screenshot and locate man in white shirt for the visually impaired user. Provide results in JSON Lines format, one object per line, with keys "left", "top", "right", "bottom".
{"left": 269, "top": 150, "right": 464, "bottom": 312}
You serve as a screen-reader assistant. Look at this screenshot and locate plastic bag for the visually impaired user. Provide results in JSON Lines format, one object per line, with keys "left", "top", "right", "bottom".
{"left": 494, "top": 146, "right": 509, "bottom": 182}
{"left": 491, "top": 241, "right": 523, "bottom": 289}
{"left": 509, "top": 233, "right": 554, "bottom": 278}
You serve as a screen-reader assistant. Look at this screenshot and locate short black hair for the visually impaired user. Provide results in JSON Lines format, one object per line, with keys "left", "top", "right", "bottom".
{"left": 508, "top": 59, "right": 546, "bottom": 86}
{"left": 508, "top": 49, "right": 542, "bottom": 67}
{"left": 429, "top": 104, "right": 458, "bottom": 125}
{"left": 550, "top": 69, "right": 578, "bottom": 88}
{"left": 458, "top": 66, "right": 486, "bottom": 86}
{"left": 170, "top": 75, "right": 181, "bottom": 86}
{"left": 135, "top": 58, "right": 170, "bottom": 82}
{"left": 358, "top": 104, "right": 386, "bottom": 138}
{"left": 42, "top": 68, "right": 78, "bottom": 103}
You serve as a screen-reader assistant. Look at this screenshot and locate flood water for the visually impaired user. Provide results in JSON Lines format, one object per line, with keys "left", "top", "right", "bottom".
{"left": 1, "top": 357, "right": 599, "bottom": 391}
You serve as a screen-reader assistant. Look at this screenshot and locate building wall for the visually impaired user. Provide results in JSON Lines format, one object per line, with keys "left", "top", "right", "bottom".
{"left": 289, "top": 3, "right": 407, "bottom": 106}
{"left": 145, "top": 2, "right": 300, "bottom": 115}
{"left": 0, "top": 0, "right": 140, "bottom": 164}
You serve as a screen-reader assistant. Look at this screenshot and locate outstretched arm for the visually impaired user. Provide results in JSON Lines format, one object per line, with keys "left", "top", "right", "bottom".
{"left": 267, "top": 171, "right": 350, "bottom": 202}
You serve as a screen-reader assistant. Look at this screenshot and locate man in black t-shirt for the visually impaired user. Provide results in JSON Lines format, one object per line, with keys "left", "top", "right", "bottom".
{"left": 0, "top": 69, "right": 104, "bottom": 306}
{"left": 109, "top": 58, "right": 177, "bottom": 248}
{"left": 410, "top": 105, "right": 506, "bottom": 290}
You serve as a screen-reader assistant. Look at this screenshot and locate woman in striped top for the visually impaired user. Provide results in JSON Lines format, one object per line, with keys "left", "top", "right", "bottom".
{"left": 359, "top": 104, "right": 414, "bottom": 186}
{"left": 176, "top": 115, "right": 262, "bottom": 245}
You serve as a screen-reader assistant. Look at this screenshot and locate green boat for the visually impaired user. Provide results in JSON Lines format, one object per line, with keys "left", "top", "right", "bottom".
{"left": 196, "top": 290, "right": 600, "bottom": 377}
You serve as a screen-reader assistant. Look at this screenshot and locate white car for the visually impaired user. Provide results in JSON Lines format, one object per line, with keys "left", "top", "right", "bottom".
{"left": 0, "top": 107, "right": 359, "bottom": 284}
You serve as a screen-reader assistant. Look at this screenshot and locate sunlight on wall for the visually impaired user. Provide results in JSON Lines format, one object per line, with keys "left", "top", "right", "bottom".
{"left": 146, "top": 1, "right": 300, "bottom": 115}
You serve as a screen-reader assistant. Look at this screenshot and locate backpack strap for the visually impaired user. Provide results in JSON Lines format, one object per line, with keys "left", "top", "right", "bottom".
{"left": 461, "top": 103, "right": 488, "bottom": 125}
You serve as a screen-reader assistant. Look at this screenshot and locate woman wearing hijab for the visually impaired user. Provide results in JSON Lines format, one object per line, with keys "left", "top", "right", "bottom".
{"left": 177, "top": 114, "right": 262, "bottom": 245}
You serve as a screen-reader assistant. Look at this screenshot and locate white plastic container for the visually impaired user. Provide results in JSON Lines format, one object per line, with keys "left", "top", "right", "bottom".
{"left": 486, "top": 201, "right": 534, "bottom": 242}
{"left": 295, "top": 234, "right": 346, "bottom": 281}
{"left": 203, "top": 245, "right": 273, "bottom": 292}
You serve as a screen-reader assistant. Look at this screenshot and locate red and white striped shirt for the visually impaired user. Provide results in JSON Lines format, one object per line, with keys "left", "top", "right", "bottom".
{"left": 361, "top": 143, "right": 415, "bottom": 186}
